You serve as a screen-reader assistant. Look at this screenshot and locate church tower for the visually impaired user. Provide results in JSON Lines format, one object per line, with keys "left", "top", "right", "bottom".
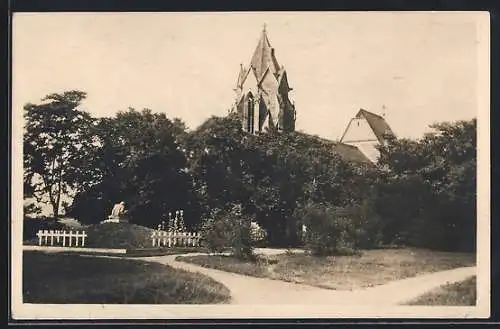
{"left": 231, "top": 26, "right": 296, "bottom": 133}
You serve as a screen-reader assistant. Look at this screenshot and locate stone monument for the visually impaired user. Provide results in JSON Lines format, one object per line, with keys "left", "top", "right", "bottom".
{"left": 102, "top": 201, "right": 129, "bottom": 224}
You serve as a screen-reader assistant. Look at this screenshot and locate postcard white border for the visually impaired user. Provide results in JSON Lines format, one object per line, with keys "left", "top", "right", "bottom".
{"left": 10, "top": 11, "right": 491, "bottom": 320}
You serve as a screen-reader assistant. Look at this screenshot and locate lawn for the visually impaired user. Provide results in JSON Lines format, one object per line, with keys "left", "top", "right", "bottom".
{"left": 23, "top": 251, "right": 230, "bottom": 304}
{"left": 405, "top": 276, "right": 476, "bottom": 306}
{"left": 56, "top": 247, "right": 203, "bottom": 258}
{"left": 177, "top": 248, "right": 475, "bottom": 291}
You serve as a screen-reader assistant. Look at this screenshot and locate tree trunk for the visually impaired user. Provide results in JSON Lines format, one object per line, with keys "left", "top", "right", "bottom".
{"left": 53, "top": 204, "right": 59, "bottom": 219}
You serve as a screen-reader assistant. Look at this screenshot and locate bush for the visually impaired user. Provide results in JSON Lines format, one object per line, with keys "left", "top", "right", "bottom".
{"left": 349, "top": 197, "right": 385, "bottom": 249}
{"left": 84, "top": 223, "right": 158, "bottom": 249}
{"left": 200, "top": 205, "right": 254, "bottom": 260}
{"left": 295, "top": 203, "right": 357, "bottom": 256}
{"left": 23, "top": 217, "right": 70, "bottom": 241}
{"left": 250, "top": 221, "right": 267, "bottom": 247}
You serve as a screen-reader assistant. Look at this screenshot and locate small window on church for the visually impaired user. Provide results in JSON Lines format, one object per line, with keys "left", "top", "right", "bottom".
{"left": 247, "top": 96, "right": 254, "bottom": 133}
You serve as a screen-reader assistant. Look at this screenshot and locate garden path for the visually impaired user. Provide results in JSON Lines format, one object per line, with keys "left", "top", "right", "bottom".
{"left": 142, "top": 250, "right": 476, "bottom": 305}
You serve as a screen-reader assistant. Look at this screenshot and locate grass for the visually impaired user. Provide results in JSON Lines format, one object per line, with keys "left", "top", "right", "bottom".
{"left": 53, "top": 247, "right": 204, "bottom": 258}
{"left": 23, "top": 251, "right": 231, "bottom": 304}
{"left": 405, "top": 276, "right": 477, "bottom": 306}
{"left": 178, "top": 248, "right": 476, "bottom": 291}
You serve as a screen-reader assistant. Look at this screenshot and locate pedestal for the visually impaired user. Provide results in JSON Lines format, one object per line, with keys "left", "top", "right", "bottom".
{"left": 101, "top": 216, "right": 129, "bottom": 224}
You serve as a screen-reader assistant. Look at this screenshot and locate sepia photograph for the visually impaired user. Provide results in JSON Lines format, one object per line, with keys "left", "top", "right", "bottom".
{"left": 11, "top": 11, "right": 490, "bottom": 320}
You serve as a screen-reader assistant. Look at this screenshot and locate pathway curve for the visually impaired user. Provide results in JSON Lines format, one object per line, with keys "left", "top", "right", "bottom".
{"left": 140, "top": 249, "right": 476, "bottom": 305}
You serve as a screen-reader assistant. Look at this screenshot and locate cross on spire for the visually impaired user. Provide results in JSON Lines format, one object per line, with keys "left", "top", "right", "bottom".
{"left": 262, "top": 23, "right": 267, "bottom": 32}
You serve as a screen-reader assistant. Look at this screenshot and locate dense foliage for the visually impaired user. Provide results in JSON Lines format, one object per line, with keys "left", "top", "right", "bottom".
{"left": 24, "top": 91, "right": 97, "bottom": 218}
{"left": 295, "top": 203, "right": 357, "bottom": 256}
{"left": 374, "top": 119, "right": 476, "bottom": 252}
{"left": 66, "top": 108, "right": 195, "bottom": 228}
{"left": 200, "top": 204, "right": 254, "bottom": 260}
{"left": 24, "top": 90, "right": 477, "bottom": 253}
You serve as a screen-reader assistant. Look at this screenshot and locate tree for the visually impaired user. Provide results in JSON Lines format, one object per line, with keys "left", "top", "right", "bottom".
{"left": 186, "top": 114, "right": 367, "bottom": 246}
{"left": 67, "top": 108, "right": 194, "bottom": 227}
{"left": 184, "top": 113, "right": 254, "bottom": 219}
{"left": 23, "top": 91, "right": 97, "bottom": 219}
{"left": 249, "top": 131, "right": 363, "bottom": 246}
{"left": 376, "top": 118, "right": 476, "bottom": 251}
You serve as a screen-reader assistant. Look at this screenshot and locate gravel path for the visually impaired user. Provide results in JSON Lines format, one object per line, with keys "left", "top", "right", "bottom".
{"left": 141, "top": 250, "right": 476, "bottom": 305}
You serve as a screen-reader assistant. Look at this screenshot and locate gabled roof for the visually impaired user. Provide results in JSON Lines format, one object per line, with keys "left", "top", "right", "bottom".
{"left": 355, "top": 109, "right": 395, "bottom": 143}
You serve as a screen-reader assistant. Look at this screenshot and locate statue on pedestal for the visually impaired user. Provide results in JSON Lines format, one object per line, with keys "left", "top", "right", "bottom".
{"left": 103, "top": 201, "right": 129, "bottom": 223}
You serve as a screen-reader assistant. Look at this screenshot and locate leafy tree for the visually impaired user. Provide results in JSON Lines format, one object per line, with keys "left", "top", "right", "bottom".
{"left": 184, "top": 114, "right": 254, "bottom": 218}
{"left": 249, "top": 131, "right": 364, "bottom": 246}
{"left": 23, "top": 91, "right": 97, "bottom": 218}
{"left": 186, "top": 114, "right": 367, "bottom": 246}
{"left": 376, "top": 118, "right": 476, "bottom": 251}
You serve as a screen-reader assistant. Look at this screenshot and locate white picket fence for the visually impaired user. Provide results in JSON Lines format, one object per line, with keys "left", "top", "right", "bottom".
{"left": 151, "top": 231, "right": 202, "bottom": 248}
{"left": 36, "top": 230, "right": 87, "bottom": 247}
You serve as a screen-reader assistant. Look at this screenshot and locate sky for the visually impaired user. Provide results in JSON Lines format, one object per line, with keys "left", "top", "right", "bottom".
{"left": 13, "top": 11, "right": 486, "bottom": 142}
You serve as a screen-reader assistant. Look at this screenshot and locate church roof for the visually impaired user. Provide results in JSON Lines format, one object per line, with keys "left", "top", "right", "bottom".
{"left": 250, "top": 27, "right": 281, "bottom": 81}
{"left": 297, "top": 132, "right": 373, "bottom": 164}
{"left": 332, "top": 142, "right": 373, "bottom": 164}
{"left": 355, "top": 109, "right": 395, "bottom": 143}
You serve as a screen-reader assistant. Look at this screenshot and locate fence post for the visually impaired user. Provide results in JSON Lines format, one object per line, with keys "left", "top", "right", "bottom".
{"left": 49, "top": 230, "right": 54, "bottom": 246}
{"left": 82, "top": 231, "right": 87, "bottom": 247}
{"left": 152, "top": 232, "right": 156, "bottom": 247}
{"left": 56, "top": 230, "right": 60, "bottom": 244}
{"left": 37, "top": 230, "right": 42, "bottom": 246}
{"left": 168, "top": 232, "right": 172, "bottom": 248}
{"left": 62, "top": 231, "right": 66, "bottom": 247}
{"left": 68, "top": 231, "right": 73, "bottom": 247}
{"left": 43, "top": 230, "right": 48, "bottom": 245}
{"left": 162, "top": 231, "right": 166, "bottom": 247}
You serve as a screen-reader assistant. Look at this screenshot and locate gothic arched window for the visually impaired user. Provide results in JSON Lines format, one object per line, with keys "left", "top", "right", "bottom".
{"left": 247, "top": 94, "right": 254, "bottom": 133}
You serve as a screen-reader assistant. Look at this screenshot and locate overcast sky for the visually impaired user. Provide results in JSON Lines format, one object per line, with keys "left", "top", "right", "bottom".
{"left": 13, "top": 11, "right": 484, "bottom": 141}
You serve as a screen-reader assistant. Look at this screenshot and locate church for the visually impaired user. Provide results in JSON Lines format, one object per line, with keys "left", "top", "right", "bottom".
{"left": 230, "top": 26, "right": 296, "bottom": 133}
{"left": 230, "top": 27, "right": 396, "bottom": 164}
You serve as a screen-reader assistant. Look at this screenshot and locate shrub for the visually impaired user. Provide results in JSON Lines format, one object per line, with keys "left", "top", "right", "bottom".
{"left": 250, "top": 221, "right": 267, "bottom": 247}
{"left": 23, "top": 217, "right": 70, "bottom": 241}
{"left": 200, "top": 208, "right": 227, "bottom": 253}
{"left": 200, "top": 204, "right": 254, "bottom": 260}
{"left": 295, "top": 203, "right": 357, "bottom": 256}
{"left": 349, "top": 197, "right": 385, "bottom": 249}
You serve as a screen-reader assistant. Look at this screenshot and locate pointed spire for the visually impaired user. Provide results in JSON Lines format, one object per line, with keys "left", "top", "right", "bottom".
{"left": 250, "top": 25, "right": 280, "bottom": 81}
{"left": 236, "top": 63, "right": 248, "bottom": 89}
